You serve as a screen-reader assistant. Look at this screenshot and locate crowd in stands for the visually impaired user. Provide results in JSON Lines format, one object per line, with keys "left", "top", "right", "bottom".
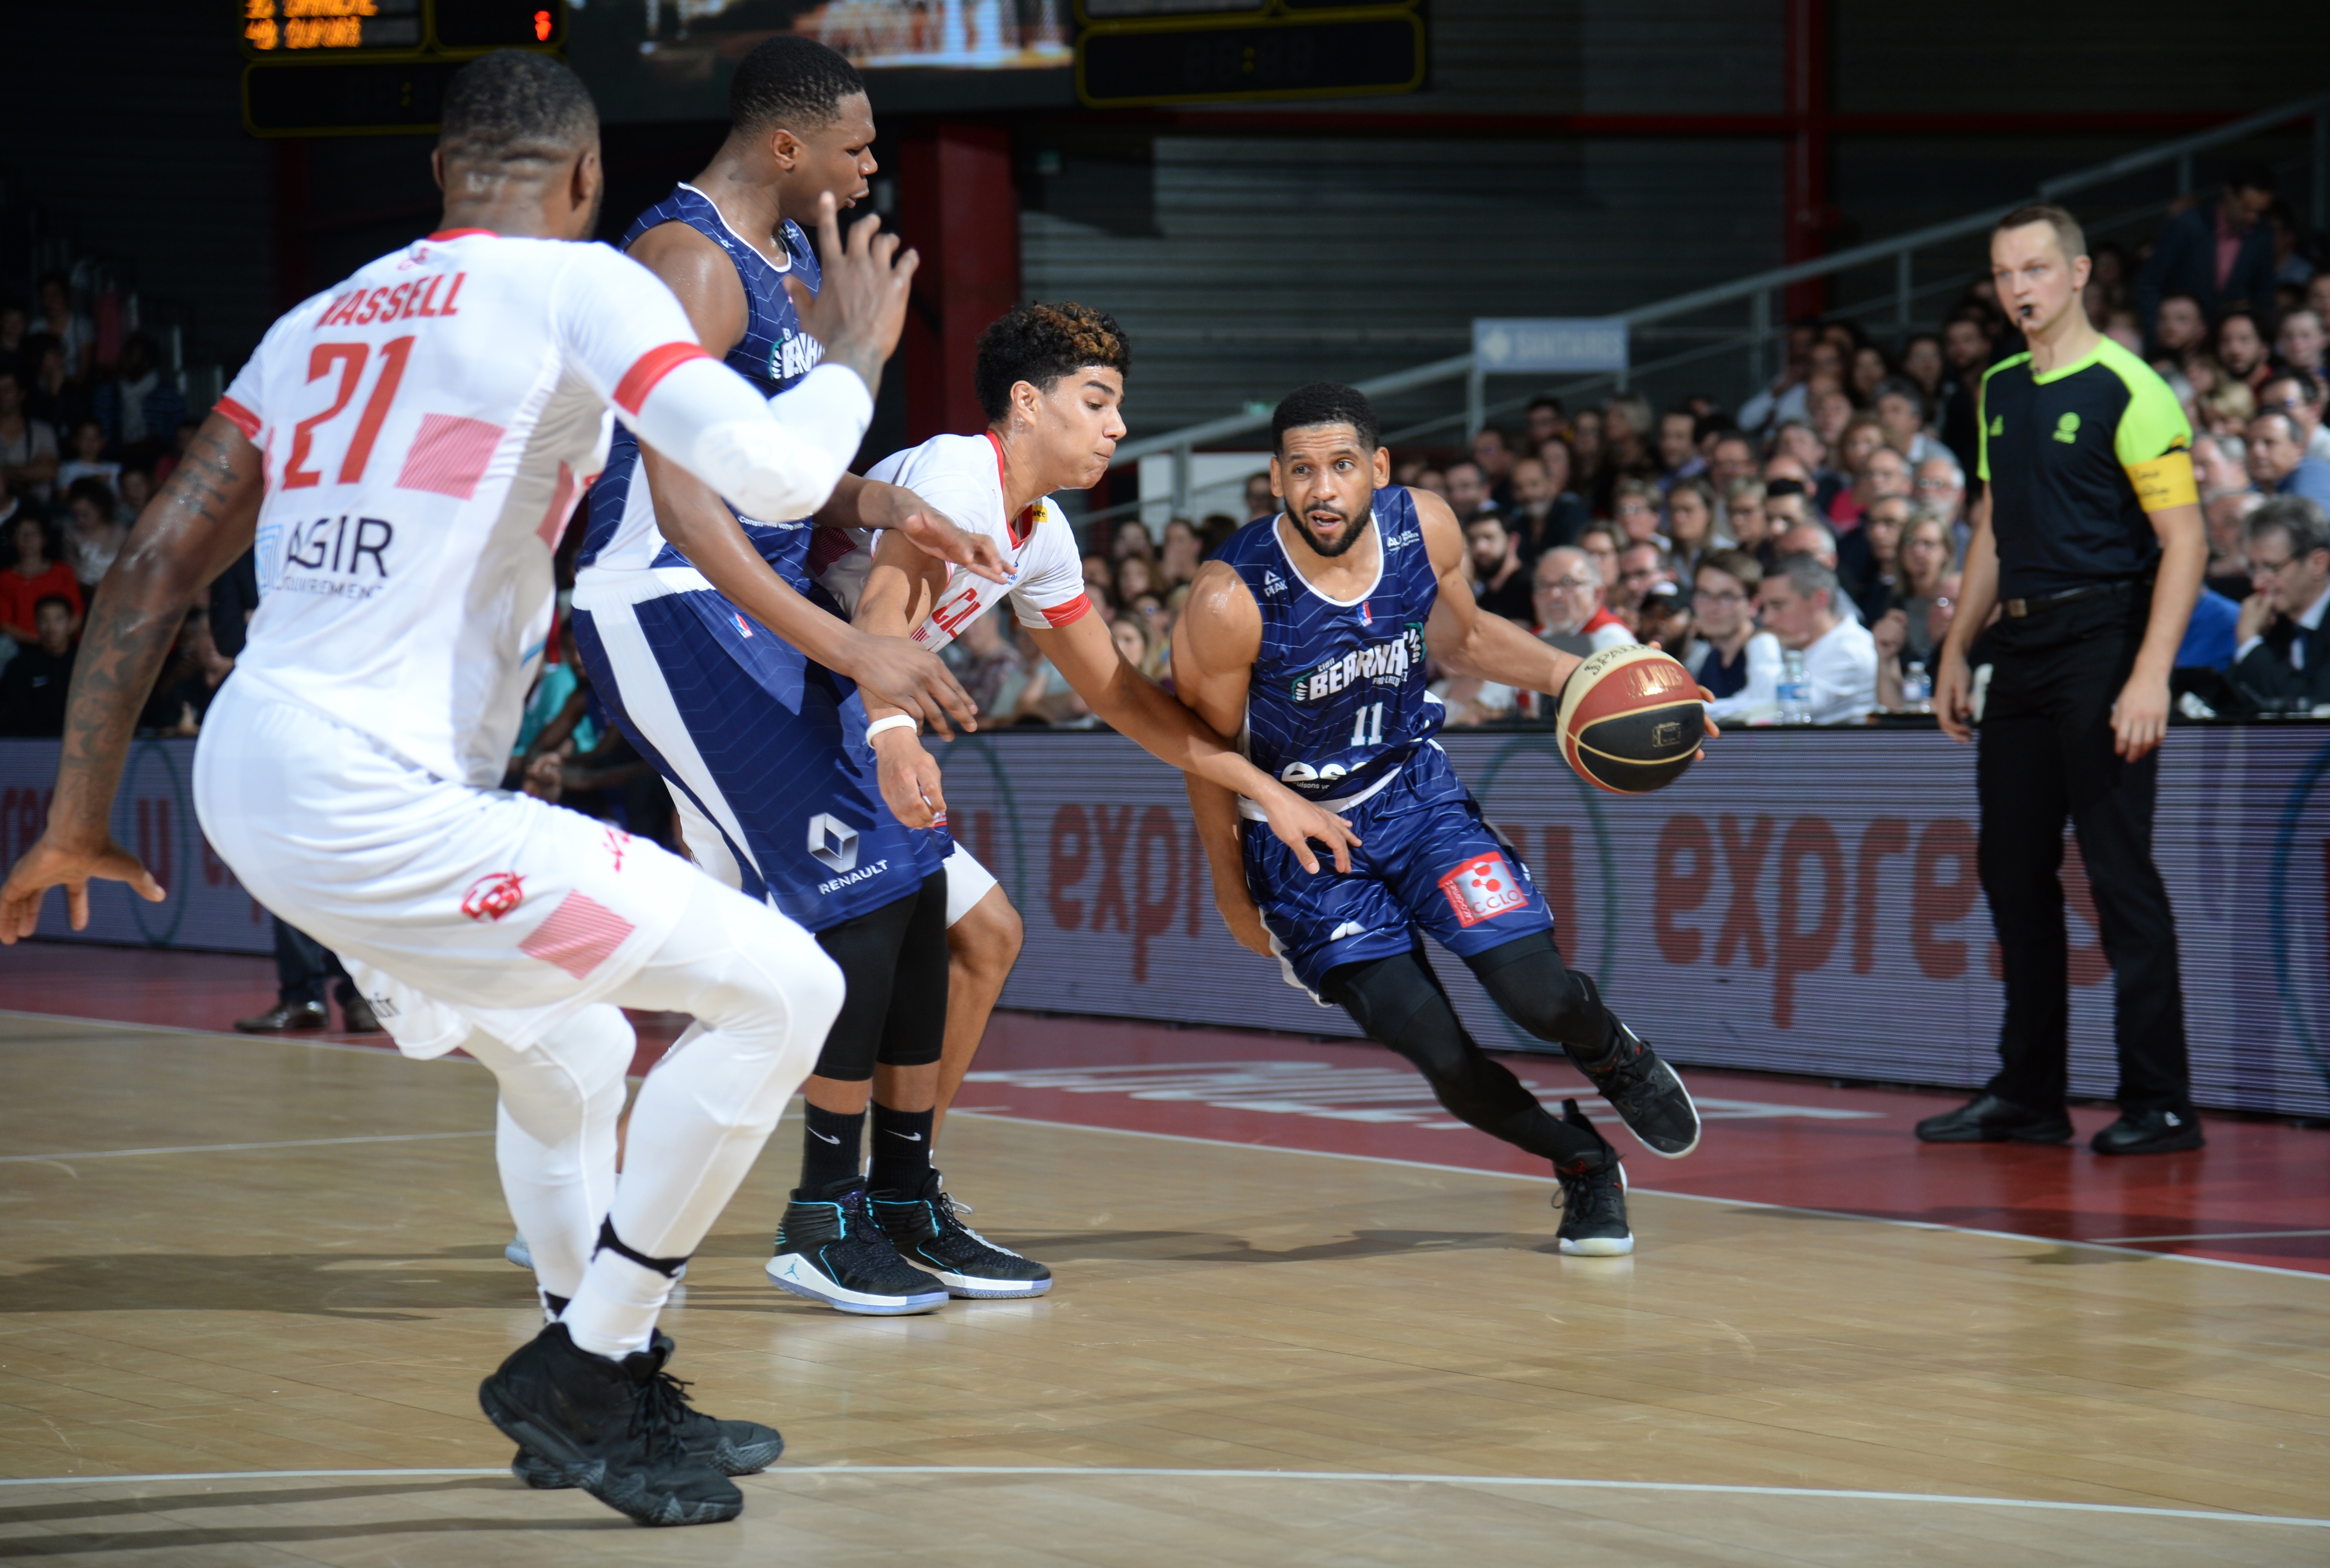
{"left": 1043, "top": 158, "right": 2330, "bottom": 730}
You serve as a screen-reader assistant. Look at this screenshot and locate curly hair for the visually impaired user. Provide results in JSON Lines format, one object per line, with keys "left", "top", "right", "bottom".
{"left": 973, "top": 303, "right": 1131, "bottom": 421}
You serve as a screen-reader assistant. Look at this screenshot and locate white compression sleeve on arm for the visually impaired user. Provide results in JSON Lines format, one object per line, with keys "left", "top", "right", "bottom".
{"left": 628, "top": 358, "right": 875, "bottom": 522}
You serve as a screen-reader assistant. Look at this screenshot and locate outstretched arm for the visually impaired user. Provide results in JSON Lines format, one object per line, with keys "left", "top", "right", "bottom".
{"left": 1410, "top": 488, "right": 1583, "bottom": 697}
{"left": 1, "top": 411, "right": 261, "bottom": 939}
{"left": 1168, "top": 561, "right": 1279, "bottom": 955}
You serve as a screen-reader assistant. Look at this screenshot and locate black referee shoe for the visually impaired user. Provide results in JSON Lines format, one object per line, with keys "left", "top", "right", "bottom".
{"left": 1913, "top": 1093, "right": 2074, "bottom": 1145}
{"left": 766, "top": 1181, "right": 949, "bottom": 1315}
{"left": 2091, "top": 1106, "right": 2205, "bottom": 1155}
{"left": 1552, "top": 1101, "right": 1633, "bottom": 1257}
{"left": 478, "top": 1322, "right": 742, "bottom": 1527}
{"left": 871, "top": 1170, "right": 1054, "bottom": 1298}
{"left": 510, "top": 1332, "right": 782, "bottom": 1491}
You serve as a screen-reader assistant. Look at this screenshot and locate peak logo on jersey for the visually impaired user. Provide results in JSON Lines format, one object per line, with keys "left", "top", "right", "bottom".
{"left": 807, "top": 812, "right": 860, "bottom": 874}
{"left": 1290, "top": 625, "right": 1425, "bottom": 702}
{"left": 281, "top": 516, "right": 394, "bottom": 599}
{"left": 771, "top": 326, "right": 823, "bottom": 384}
{"left": 1438, "top": 852, "right": 1530, "bottom": 928}
{"left": 1263, "top": 570, "right": 1287, "bottom": 596}
{"left": 461, "top": 871, "right": 526, "bottom": 922}
{"left": 731, "top": 611, "right": 755, "bottom": 639}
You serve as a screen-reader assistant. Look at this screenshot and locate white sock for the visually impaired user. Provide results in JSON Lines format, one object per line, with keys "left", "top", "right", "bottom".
{"left": 563, "top": 1245, "right": 675, "bottom": 1359}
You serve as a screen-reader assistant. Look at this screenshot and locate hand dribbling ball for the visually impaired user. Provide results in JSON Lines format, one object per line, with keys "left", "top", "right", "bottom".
{"left": 1554, "top": 645, "right": 1705, "bottom": 795}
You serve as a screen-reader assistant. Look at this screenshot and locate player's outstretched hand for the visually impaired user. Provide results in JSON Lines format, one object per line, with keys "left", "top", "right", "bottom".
{"left": 871, "top": 484, "right": 1010, "bottom": 585}
{"left": 844, "top": 632, "right": 978, "bottom": 740}
{"left": 785, "top": 193, "right": 917, "bottom": 393}
{"left": 1256, "top": 788, "right": 1360, "bottom": 876}
{"left": 871, "top": 730, "right": 946, "bottom": 829}
{"left": 0, "top": 832, "right": 165, "bottom": 944}
{"left": 1933, "top": 645, "right": 1975, "bottom": 743}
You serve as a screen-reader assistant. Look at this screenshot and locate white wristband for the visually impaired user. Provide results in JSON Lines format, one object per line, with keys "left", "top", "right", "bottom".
{"left": 865, "top": 714, "right": 919, "bottom": 742}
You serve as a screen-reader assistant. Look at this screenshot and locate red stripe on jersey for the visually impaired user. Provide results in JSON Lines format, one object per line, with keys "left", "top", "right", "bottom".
{"left": 1041, "top": 592, "right": 1093, "bottom": 628}
{"left": 216, "top": 397, "right": 261, "bottom": 440}
{"left": 396, "top": 412, "right": 506, "bottom": 500}
{"left": 426, "top": 228, "right": 497, "bottom": 241}
{"left": 519, "top": 891, "right": 636, "bottom": 979}
{"left": 613, "top": 343, "right": 712, "bottom": 416}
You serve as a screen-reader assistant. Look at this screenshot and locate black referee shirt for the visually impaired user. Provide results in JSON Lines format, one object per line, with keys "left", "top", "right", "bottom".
{"left": 1977, "top": 337, "right": 2195, "bottom": 600}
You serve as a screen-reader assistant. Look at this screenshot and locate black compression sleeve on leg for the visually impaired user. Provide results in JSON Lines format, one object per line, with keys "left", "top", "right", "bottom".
{"left": 872, "top": 870, "right": 949, "bottom": 1070}
{"left": 1463, "top": 932, "right": 1617, "bottom": 1059}
{"left": 1322, "top": 949, "right": 1604, "bottom": 1169}
{"left": 807, "top": 890, "right": 920, "bottom": 1082}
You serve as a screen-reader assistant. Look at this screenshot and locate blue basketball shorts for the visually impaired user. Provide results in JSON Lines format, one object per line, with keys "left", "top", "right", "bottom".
{"left": 1241, "top": 741, "right": 1554, "bottom": 995}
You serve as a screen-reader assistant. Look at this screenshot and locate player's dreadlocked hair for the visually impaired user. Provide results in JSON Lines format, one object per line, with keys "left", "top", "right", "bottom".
{"left": 731, "top": 35, "right": 866, "bottom": 135}
{"left": 974, "top": 303, "right": 1132, "bottom": 421}
{"left": 438, "top": 52, "right": 598, "bottom": 169}
{"left": 1272, "top": 383, "right": 1381, "bottom": 454}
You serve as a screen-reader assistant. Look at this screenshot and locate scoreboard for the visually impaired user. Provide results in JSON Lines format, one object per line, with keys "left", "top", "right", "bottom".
{"left": 241, "top": 0, "right": 566, "bottom": 136}
{"left": 1075, "top": 0, "right": 1424, "bottom": 108}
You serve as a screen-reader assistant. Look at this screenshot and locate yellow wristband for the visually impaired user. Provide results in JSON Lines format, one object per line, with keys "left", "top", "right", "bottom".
{"left": 2126, "top": 450, "right": 2198, "bottom": 512}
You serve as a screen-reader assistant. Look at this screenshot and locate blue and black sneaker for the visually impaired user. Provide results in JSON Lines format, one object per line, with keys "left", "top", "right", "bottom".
{"left": 765, "top": 1180, "right": 949, "bottom": 1315}
{"left": 871, "top": 1170, "right": 1053, "bottom": 1299}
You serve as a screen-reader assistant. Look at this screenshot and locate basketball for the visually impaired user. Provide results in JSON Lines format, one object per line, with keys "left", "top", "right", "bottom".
{"left": 1555, "top": 644, "right": 1705, "bottom": 795}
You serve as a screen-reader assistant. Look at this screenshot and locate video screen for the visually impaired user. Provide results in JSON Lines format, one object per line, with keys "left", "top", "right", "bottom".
{"left": 569, "top": 0, "right": 1072, "bottom": 121}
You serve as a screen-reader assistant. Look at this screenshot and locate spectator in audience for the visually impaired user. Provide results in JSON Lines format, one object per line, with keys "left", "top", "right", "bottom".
{"left": 1847, "top": 344, "right": 1889, "bottom": 405}
{"left": 2136, "top": 162, "right": 2280, "bottom": 343}
{"left": 1836, "top": 442, "right": 1913, "bottom": 536}
{"left": 1444, "top": 458, "right": 1497, "bottom": 521}
{"left": 2212, "top": 308, "right": 2270, "bottom": 390}
{"left": 1757, "top": 554, "right": 1877, "bottom": 723}
{"left": 1465, "top": 512, "right": 1534, "bottom": 621}
{"left": 0, "top": 365, "right": 60, "bottom": 500}
{"left": 1736, "top": 320, "right": 1823, "bottom": 435}
{"left": 1663, "top": 475, "right": 1720, "bottom": 580}
{"left": 0, "top": 593, "right": 76, "bottom": 736}
{"left": 1531, "top": 545, "right": 1632, "bottom": 661}
{"left": 2257, "top": 366, "right": 2330, "bottom": 464}
{"left": 63, "top": 479, "right": 126, "bottom": 591}
{"left": 2277, "top": 308, "right": 2326, "bottom": 378}
{"left": 1636, "top": 581, "right": 1693, "bottom": 653}
{"left": 1158, "top": 516, "right": 1203, "bottom": 591}
{"left": 1509, "top": 450, "right": 1586, "bottom": 559}
{"left": 1706, "top": 432, "right": 1757, "bottom": 490}
{"left": 1773, "top": 417, "right": 1844, "bottom": 513}
{"left": 2192, "top": 430, "right": 2248, "bottom": 497}
{"left": 1901, "top": 332, "right": 1946, "bottom": 405}
{"left": 1110, "top": 614, "right": 1157, "bottom": 682}
{"left": 1603, "top": 395, "right": 1654, "bottom": 481}
{"left": 1762, "top": 479, "right": 1812, "bottom": 540}
{"left": 1872, "top": 377, "right": 1943, "bottom": 464}
{"left": 1807, "top": 384, "right": 1855, "bottom": 459}
{"left": 2246, "top": 409, "right": 2330, "bottom": 507}
{"left": 2199, "top": 375, "right": 2255, "bottom": 438}
{"left": 1611, "top": 477, "right": 1663, "bottom": 544}
{"left": 1722, "top": 477, "right": 1775, "bottom": 570}
{"left": 1655, "top": 408, "right": 1702, "bottom": 491}
{"left": 35, "top": 272, "right": 95, "bottom": 384}
{"left": 1471, "top": 426, "right": 1518, "bottom": 511}
{"left": 54, "top": 418, "right": 118, "bottom": 494}
{"left": 1689, "top": 549, "right": 1780, "bottom": 718}
{"left": 1568, "top": 406, "right": 1606, "bottom": 499}
{"left": 23, "top": 337, "right": 91, "bottom": 435}
{"left": 1523, "top": 395, "right": 1565, "bottom": 451}
{"left": 1938, "top": 308, "right": 1995, "bottom": 475}
{"left": 1, "top": 514, "right": 82, "bottom": 644}
{"left": 1913, "top": 452, "right": 1966, "bottom": 530}
{"left": 955, "top": 607, "right": 1028, "bottom": 717}
{"left": 0, "top": 302, "right": 24, "bottom": 359}
{"left": 2204, "top": 488, "right": 2263, "bottom": 600}
{"left": 93, "top": 334, "right": 186, "bottom": 466}
{"left": 1891, "top": 512, "right": 1957, "bottom": 663}
{"left": 1243, "top": 471, "right": 1274, "bottom": 520}
{"left": 1575, "top": 522, "right": 1622, "bottom": 600}
{"left": 2173, "top": 580, "right": 2243, "bottom": 676}
{"left": 1413, "top": 466, "right": 1450, "bottom": 503}
{"left": 1114, "top": 518, "right": 1158, "bottom": 565}
{"left": 2150, "top": 293, "right": 2209, "bottom": 366}
{"left": 1115, "top": 554, "right": 1157, "bottom": 605}
{"left": 2231, "top": 494, "right": 2330, "bottom": 708}
{"left": 1614, "top": 540, "right": 1673, "bottom": 625}
{"left": 1828, "top": 414, "right": 1889, "bottom": 527}
{"left": 1842, "top": 493, "right": 1912, "bottom": 623}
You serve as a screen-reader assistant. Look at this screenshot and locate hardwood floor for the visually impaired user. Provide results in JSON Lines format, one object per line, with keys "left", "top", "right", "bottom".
{"left": 0, "top": 1013, "right": 2324, "bottom": 1565}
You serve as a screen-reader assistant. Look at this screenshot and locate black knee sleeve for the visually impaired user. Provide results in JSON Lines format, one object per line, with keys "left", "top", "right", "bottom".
{"left": 1465, "top": 933, "right": 1612, "bottom": 1054}
{"left": 873, "top": 870, "right": 948, "bottom": 1070}
{"left": 808, "top": 880, "right": 922, "bottom": 1082}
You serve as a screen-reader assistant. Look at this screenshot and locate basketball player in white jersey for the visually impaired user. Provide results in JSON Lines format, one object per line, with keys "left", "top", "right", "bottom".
{"left": 0, "top": 54, "right": 931, "bottom": 1528}
{"left": 832, "top": 306, "right": 1371, "bottom": 1232}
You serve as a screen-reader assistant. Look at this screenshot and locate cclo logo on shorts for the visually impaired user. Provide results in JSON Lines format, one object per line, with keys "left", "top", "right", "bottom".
{"left": 1438, "top": 852, "right": 1529, "bottom": 928}
{"left": 806, "top": 813, "right": 860, "bottom": 874}
{"left": 461, "top": 871, "right": 526, "bottom": 922}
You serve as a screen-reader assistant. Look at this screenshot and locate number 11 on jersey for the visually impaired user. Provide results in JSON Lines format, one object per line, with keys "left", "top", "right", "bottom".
{"left": 1351, "top": 701, "right": 1385, "bottom": 747}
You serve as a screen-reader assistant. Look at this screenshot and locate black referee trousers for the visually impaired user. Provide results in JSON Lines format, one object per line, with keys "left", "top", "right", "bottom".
{"left": 1974, "top": 587, "right": 2193, "bottom": 1113}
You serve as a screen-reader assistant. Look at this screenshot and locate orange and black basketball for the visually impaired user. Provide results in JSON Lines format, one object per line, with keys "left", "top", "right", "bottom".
{"left": 1554, "top": 645, "right": 1705, "bottom": 795}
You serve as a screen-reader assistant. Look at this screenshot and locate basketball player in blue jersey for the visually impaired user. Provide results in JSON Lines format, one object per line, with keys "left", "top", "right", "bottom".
{"left": 569, "top": 37, "right": 1029, "bottom": 1316}
{"left": 1174, "top": 385, "right": 1706, "bottom": 1255}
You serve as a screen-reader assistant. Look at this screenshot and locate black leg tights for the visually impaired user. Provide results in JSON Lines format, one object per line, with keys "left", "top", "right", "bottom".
{"left": 1321, "top": 943, "right": 1607, "bottom": 1170}
{"left": 1462, "top": 932, "right": 1624, "bottom": 1069}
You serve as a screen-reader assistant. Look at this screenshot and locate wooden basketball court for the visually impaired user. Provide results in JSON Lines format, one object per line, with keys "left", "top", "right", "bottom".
{"left": 1, "top": 980, "right": 2325, "bottom": 1565}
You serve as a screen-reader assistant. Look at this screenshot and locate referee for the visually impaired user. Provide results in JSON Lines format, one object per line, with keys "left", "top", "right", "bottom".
{"left": 1922, "top": 205, "right": 2208, "bottom": 1156}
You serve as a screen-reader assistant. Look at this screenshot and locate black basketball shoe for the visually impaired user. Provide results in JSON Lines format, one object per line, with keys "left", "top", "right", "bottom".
{"left": 510, "top": 1331, "right": 783, "bottom": 1491}
{"left": 765, "top": 1180, "right": 949, "bottom": 1315}
{"left": 477, "top": 1321, "right": 743, "bottom": 1526}
{"left": 1552, "top": 1100, "right": 1633, "bottom": 1257}
{"left": 1571, "top": 1009, "right": 1701, "bottom": 1159}
{"left": 871, "top": 1170, "right": 1054, "bottom": 1299}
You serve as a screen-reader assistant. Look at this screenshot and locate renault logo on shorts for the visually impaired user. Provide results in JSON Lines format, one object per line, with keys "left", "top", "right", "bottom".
{"left": 806, "top": 813, "right": 860, "bottom": 874}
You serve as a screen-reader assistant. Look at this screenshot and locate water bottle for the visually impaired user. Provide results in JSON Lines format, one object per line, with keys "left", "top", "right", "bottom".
{"left": 1778, "top": 649, "right": 1812, "bottom": 725}
{"left": 1901, "top": 660, "right": 1932, "bottom": 713}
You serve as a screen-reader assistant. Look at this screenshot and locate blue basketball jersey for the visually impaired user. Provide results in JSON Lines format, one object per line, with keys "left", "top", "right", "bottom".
{"left": 1216, "top": 490, "right": 1444, "bottom": 800}
{"left": 577, "top": 184, "right": 823, "bottom": 579}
